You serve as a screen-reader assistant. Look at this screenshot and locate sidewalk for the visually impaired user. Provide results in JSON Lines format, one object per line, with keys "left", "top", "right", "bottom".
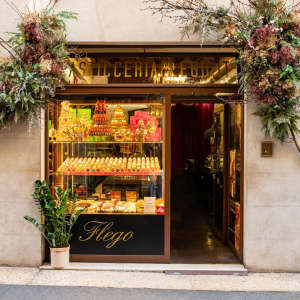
{"left": 0, "top": 285, "right": 299, "bottom": 300}
{"left": 1, "top": 267, "right": 300, "bottom": 292}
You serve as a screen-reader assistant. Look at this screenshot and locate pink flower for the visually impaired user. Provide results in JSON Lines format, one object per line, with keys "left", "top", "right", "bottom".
{"left": 50, "top": 60, "right": 66, "bottom": 74}
{"left": 245, "top": 37, "right": 257, "bottom": 50}
{"left": 268, "top": 50, "right": 280, "bottom": 64}
{"left": 260, "top": 95, "right": 277, "bottom": 104}
{"left": 251, "top": 82, "right": 263, "bottom": 98}
{"left": 255, "top": 25, "right": 278, "bottom": 39}
{"left": 23, "top": 22, "right": 42, "bottom": 43}
{"left": 279, "top": 45, "right": 296, "bottom": 64}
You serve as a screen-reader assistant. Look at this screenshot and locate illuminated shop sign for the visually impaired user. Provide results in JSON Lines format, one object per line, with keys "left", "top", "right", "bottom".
{"left": 66, "top": 56, "right": 237, "bottom": 84}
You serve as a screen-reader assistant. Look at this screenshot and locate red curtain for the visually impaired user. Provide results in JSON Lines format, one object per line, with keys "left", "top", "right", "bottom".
{"left": 171, "top": 103, "right": 214, "bottom": 175}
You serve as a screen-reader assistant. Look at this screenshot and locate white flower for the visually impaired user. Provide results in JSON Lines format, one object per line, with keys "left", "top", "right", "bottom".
{"left": 224, "top": 37, "right": 229, "bottom": 42}
{"left": 270, "top": 20, "right": 276, "bottom": 24}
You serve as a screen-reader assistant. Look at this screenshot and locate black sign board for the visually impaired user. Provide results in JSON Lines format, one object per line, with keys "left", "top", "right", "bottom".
{"left": 70, "top": 214, "right": 165, "bottom": 256}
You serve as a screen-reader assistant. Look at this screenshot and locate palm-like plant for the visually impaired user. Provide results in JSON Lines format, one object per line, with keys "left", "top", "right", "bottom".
{"left": 24, "top": 180, "right": 85, "bottom": 248}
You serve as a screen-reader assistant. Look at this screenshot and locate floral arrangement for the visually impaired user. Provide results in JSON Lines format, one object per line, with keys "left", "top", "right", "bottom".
{"left": 0, "top": 0, "right": 77, "bottom": 130}
{"left": 145, "top": 0, "right": 300, "bottom": 153}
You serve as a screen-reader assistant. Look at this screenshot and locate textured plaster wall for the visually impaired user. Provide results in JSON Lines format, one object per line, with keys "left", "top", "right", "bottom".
{"left": 1, "top": 0, "right": 300, "bottom": 271}
{"left": 0, "top": 122, "right": 44, "bottom": 267}
{"left": 0, "top": 0, "right": 201, "bottom": 43}
{"left": 244, "top": 101, "right": 300, "bottom": 272}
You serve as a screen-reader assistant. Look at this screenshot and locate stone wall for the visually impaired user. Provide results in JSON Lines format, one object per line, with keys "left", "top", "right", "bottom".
{"left": 244, "top": 101, "right": 300, "bottom": 272}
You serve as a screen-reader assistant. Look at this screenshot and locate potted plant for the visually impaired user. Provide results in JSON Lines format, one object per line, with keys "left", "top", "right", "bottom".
{"left": 24, "top": 180, "right": 85, "bottom": 269}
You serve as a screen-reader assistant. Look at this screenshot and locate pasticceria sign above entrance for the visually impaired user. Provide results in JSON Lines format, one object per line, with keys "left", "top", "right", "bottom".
{"left": 65, "top": 56, "right": 237, "bottom": 85}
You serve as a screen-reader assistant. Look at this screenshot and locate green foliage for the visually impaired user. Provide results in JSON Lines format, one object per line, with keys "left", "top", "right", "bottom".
{"left": 0, "top": 2, "right": 78, "bottom": 130}
{"left": 253, "top": 99, "right": 300, "bottom": 143}
{"left": 24, "top": 180, "right": 85, "bottom": 248}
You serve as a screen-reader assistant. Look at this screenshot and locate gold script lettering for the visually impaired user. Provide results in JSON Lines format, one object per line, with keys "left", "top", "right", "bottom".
{"left": 79, "top": 221, "right": 134, "bottom": 249}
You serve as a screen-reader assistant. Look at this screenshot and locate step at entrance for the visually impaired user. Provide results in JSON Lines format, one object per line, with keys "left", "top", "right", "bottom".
{"left": 40, "top": 262, "right": 248, "bottom": 275}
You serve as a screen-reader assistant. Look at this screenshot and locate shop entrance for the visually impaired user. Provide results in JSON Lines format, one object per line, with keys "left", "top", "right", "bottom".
{"left": 170, "top": 99, "right": 242, "bottom": 264}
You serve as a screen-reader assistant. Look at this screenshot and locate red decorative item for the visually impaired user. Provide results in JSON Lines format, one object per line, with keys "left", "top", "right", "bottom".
{"left": 157, "top": 206, "right": 165, "bottom": 215}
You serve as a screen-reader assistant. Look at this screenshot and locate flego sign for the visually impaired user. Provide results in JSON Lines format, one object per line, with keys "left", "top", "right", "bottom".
{"left": 78, "top": 221, "right": 134, "bottom": 248}
{"left": 70, "top": 214, "right": 165, "bottom": 256}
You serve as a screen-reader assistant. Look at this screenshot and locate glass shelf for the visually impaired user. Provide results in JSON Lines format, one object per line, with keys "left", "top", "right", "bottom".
{"left": 49, "top": 171, "right": 162, "bottom": 176}
{"left": 50, "top": 140, "right": 162, "bottom": 144}
{"left": 81, "top": 212, "right": 162, "bottom": 215}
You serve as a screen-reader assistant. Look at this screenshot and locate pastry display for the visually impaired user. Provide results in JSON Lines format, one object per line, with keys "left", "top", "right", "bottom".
{"left": 134, "top": 119, "right": 148, "bottom": 142}
{"left": 147, "top": 119, "right": 156, "bottom": 134}
{"left": 101, "top": 201, "right": 115, "bottom": 213}
{"left": 114, "top": 201, "right": 126, "bottom": 213}
{"left": 72, "top": 113, "right": 83, "bottom": 140}
{"left": 56, "top": 156, "right": 161, "bottom": 174}
{"left": 136, "top": 200, "right": 144, "bottom": 213}
{"left": 130, "top": 111, "right": 161, "bottom": 141}
{"left": 126, "top": 191, "right": 137, "bottom": 202}
{"left": 89, "top": 100, "right": 112, "bottom": 137}
{"left": 75, "top": 185, "right": 87, "bottom": 196}
{"left": 125, "top": 128, "right": 134, "bottom": 141}
{"left": 80, "top": 111, "right": 91, "bottom": 141}
{"left": 124, "top": 202, "right": 137, "bottom": 213}
{"left": 111, "top": 105, "right": 128, "bottom": 130}
{"left": 57, "top": 101, "right": 73, "bottom": 141}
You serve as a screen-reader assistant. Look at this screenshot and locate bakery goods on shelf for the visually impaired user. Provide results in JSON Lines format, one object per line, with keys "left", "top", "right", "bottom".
{"left": 56, "top": 156, "right": 161, "bottom": 173}
{"left": 89, "top": 100, "right": 112, "bottom": 137}
{"left": 111, "top": 105, "right": 128, "bottom": 130}
{"left": 72, "top": 113, "right": 83, "bottom": 140}
{"left": 57, "top": 101, "right": 73, "bottom": 141}
{"left": 76, "top": 198, "right": 164, "bottom": 214}
{"left": 130, "top": 111, "right": 161, "bottom": 141}
{"left": 80, "top": 111, "right": 90, "bottom": 141}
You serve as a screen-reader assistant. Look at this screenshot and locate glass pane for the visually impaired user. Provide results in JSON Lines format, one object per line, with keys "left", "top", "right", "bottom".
{"left": 229, "top": 105, "right": 242, "bottom": 251}
{"left": 213, "top": 104, "right": 225, "bottom": 234}
{"left": 48, "top": 94, "right": 165, "bottom": 215}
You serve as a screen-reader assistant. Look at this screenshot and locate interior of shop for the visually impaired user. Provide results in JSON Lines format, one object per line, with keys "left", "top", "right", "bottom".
{"left": 170, "top": 102, "right": 240, "bottom": 264}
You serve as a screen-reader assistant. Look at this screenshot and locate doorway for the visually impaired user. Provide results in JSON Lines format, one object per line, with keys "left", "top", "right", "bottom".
{"left": 170, "top": 101, "right": 241, "bottom": 264}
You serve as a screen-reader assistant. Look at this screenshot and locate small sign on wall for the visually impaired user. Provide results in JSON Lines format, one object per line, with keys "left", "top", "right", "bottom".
{"left": 261, "top": 141, "right": 274, "bottom": 157}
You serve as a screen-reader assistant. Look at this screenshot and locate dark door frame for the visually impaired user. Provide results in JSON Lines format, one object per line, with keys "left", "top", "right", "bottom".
{"left": 45, "top": 83, "right": 242, "bottom": 263}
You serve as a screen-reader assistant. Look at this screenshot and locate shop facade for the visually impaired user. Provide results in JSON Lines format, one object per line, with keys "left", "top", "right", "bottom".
{"left": 1, "top": 0, "right": 300, "bottom": 272}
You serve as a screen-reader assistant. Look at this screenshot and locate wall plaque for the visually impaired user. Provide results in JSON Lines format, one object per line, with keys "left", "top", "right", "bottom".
{"left": 261, "top": 141, "right": 273, "bottom": 157}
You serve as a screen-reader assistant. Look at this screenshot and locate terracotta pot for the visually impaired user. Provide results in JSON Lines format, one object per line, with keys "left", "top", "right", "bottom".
{"left": 50, "top": 245, "right": 70, "bottom": 269}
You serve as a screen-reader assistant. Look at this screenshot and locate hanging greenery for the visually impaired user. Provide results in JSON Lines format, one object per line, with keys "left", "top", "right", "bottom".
{"left": 145, "top": 0, "right": 300, "bottom": 153}
{"left": 0, "top": 0, "right": 77, "bottom": 130}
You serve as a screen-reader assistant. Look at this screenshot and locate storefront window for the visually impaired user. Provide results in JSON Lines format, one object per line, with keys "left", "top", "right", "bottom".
{"left": 48, "top": 95, "right": 165, "bottom": 256}
{"left": 229, "top": 105, "right": 242, "bottom": 252}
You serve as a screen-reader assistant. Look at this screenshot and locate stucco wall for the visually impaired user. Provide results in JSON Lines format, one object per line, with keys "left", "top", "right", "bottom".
{"left": 0, "top": 121, "right": 44, "bottom": 267}
{"left": 244, "top": 101, "right": 300, "bottom": 272}
{"left": 1, "top": 0, "right": 300, "bottom": 271}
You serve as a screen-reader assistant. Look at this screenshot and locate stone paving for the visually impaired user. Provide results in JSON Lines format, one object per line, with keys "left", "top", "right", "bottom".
{"left": 1, "top": 267, "right": 300, "bottom": 292}
{"left": 1, "top": 285, "right": 300, "bottom": 300}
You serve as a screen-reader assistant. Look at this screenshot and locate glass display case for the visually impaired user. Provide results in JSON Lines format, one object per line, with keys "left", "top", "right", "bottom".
{"left": 49, "top": 98, "right": 164, "bottom": 214}
{"left": 48, "top": 95, "right": 165, "bottom": 258}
